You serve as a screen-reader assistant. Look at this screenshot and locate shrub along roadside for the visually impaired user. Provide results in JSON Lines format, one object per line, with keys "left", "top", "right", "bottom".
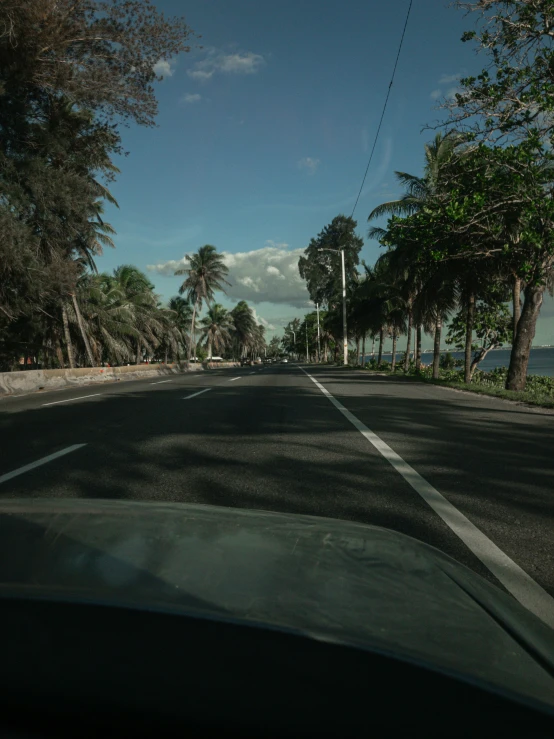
{"left": 354, "top": 362, "right": 554, "bottom": 410}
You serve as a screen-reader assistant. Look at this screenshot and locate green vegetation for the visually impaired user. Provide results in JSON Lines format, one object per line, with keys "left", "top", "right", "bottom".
{"left": 295, "top": 1, "right": 554, "bottom": 400}
{"left": 0, "top": 2, "right": 269, "bottom": 371}
{"left": 357, "top": 362, "right": 554, "bottom": 410}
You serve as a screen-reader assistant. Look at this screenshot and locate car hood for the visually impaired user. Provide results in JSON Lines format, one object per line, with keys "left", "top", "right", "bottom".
{"left": 0, "top": 499, "right": 553, "bottom": 709}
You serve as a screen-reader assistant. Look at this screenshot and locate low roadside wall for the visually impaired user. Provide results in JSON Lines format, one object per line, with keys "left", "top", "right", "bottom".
{"left": 203, "top": 361, "right": 240, "bottom": 370}
{"left": 0, "top": 362, "right": 203, "bottom": 397}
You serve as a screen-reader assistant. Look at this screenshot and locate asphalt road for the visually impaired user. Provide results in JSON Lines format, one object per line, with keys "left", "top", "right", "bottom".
{"left": 1, "top": 363, "right": 553, "bottom": 625}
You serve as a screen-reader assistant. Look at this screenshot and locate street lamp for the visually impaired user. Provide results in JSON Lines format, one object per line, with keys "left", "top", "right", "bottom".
{"left": 319, "top": 246, "right": 348, "bottom": 366}
{"left": 316, "top": 302, "right": 321, "bottom": 362}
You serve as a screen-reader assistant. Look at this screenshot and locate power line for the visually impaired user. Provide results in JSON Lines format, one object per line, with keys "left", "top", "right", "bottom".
{"left": 350, "top": 0, "right": 413, "bottom": 219}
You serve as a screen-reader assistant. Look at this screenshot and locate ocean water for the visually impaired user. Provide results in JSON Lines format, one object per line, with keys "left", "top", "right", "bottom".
{"left": 360, "top": 347, "right": 554, "bottom": 377}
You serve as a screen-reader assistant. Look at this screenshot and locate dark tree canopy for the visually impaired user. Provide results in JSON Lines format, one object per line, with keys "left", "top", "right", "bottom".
{"left": 298, "top": 215, "right": 363, "bottom": 308}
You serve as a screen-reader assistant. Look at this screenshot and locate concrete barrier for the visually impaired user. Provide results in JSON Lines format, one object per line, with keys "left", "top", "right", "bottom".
{"left": 203, "top": 361, "right": 240, "bottom": 370}
{"left": 0, "top": 362, "right": 203, "bottom": 397}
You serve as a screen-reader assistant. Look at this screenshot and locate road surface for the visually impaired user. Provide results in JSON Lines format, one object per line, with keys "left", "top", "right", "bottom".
{"left": 1, "top": 363, "right": 553, "bottom": 625}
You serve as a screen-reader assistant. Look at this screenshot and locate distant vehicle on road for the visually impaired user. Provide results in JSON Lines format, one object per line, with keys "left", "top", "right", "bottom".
{"left": 207, "top": 356, "right": 224, "bottom": 362}
{"left": 281, "top": 358, "right": 288, "bottom": 363}
{"left": 240, "top": 358, "right": 251, "bottom": 366}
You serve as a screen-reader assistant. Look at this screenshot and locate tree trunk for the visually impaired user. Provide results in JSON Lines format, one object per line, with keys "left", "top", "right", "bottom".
{"left": 371, "top": 335, "right": 375, "bottom": 358}
{"left": 512, "top": 275, "right": 521, "bottom": 342}
{"left": 506, "top": 284, "right": 544, "bottom": 391}
{"left": 71, "top": 293, "right": 95, "bottom": 368}
{"left": 62, "top": 302, "right": 75, "bottom": 369}
{"left": 464, "top": 291, "right": 475, "bottom": 383}
{"left": 188, "top": 301, "right": 197, "bottom": 363}
{"left": 55, "top": 339, "right": 65, "bottom": 369}
{"left": 355, "top": 337, "right": 360, "bottom": 366}
{"left": 415, "top": 325, "right": 422, "bottom": 371}
{"left": 135, "top": 339, "right": 141, "bottom": 365}
{"left": 207, "top": 336, "right": 213, "bottom": 360}
{"left": 361, "top": 333, "right": 366, "bottom": 366}
{"left": 403, "top": 309, "right": 413, "bottom": 372}
{"left": 432, "top": 320, "right": 441, "bottom": 380}
{"left": 377, "top": 328, "right": 384, "bottom": 365}
{"left": 469, "top": 341, "right": 499, "bottom": 380}
{"left": 164, "top": 348, "right": 168, "bottom": 365}
{"left": 391, "top": 331, "right": 397, "bottom": 371}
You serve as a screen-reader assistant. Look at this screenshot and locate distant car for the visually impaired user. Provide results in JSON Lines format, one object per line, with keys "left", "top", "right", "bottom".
{"left": 263, "top": 358, "right": 272, "bottom": 364}
{"left": 281, "top": 358, "right": 288, "bottom": 364}
{"left": 208, "top": 356, "right": 224, "bottom": 362}
{"left": 240, "top": 358, "right": 251, "bottom": 367}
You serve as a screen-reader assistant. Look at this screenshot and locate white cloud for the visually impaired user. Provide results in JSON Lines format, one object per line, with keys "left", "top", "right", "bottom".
{"left": 445, "top": 86, "right": 461, "bottom": 100}
{"left": 250, "top": 307, "right": 276, "bottom": 331}
{"left": 187, "top": 50, "right": 265, "bottom": 82}
{"left": 438, "top": 72, "right": 462, "bottom": 85}
{"left": 431, "top": 71, "right": 465, "bottom": 101}
{"left": 153, "top": 59, "right": 176, "bottom": 79}
{"left": 181, "top": 93, "right": 202, "bottom": 104}
{"left": 298, "top": 157, "right": 320, "bottom": 175}
{"left": 147, "top": 242, "right": 311, "bottom": 308}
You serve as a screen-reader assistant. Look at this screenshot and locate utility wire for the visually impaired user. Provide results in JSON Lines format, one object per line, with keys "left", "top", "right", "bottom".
{"left": 350, "top": 0, "right": 413, "bottom": 219}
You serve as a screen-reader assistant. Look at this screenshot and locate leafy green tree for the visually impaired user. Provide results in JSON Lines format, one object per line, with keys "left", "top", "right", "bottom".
{"left": 0, "top": 0, "right": 194, "bottom": 365}
{"left": 298, "top": 215, "right": 363, "bottom": 308}
{"left": 446, "top": 288, "right": 512, "bottom": 380}
{"left": 268, "top": 336, "right": 281, "bottom": 358}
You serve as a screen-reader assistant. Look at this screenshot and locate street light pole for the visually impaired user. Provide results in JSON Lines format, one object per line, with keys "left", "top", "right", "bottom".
{"left": 340, "top": 248, "right": 347, "bottom": 366}
{"left": 316, "top": 302, "right": 321, "bottom": 363}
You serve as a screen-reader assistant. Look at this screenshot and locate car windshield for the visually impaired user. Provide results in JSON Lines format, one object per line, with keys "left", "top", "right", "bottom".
{"left": 1, "top": 0, "right": 553, "bottom": 640}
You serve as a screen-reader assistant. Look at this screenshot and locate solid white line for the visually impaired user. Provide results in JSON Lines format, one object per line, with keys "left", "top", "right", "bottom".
{"left": 183, "top": 388, "right": 212, "bottom": 400}
{"left": 42, "top": 393, "right": 101, "bottom": 407}
{"left": 300, "top": 368, "right": 554, "bottom": 629}
{"left": 150, "top": 379, "right": 173, "bottom": 385}
{"left": 229, "top": 377, "right": 241, "bottom": 382}
{"left": 0, "top": 444, "right": 87, "bottom": 485}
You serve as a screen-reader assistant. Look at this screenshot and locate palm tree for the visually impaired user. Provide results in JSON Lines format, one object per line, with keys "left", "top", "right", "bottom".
{"left": 413, "top": 266, "right": 459, "bottom": 379}
{"left": 230, "top": 301, "right": 257, "bottom": 359}
{"left": 168, "top": 296, "right": 193, "bottom": 361}
{"left": 200, "top": 304, "right": 233, "bottom": 358}
{"left": 367, "top": 132, "right": 463, "bottom": 222}
{"left": 113, "top": 265, "right": 162, "bottom": 363}
{"left": 175, "top": 245, "right": 230, "bottom": 362}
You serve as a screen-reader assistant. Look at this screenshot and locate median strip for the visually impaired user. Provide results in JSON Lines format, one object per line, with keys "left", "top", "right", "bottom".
{"left": 42, "top": 393, "right": 101, "bottom": 407}
{"left": 0, "top": 444, "right": 87, "bottom": 485}
{"left": 300, "top": 367, "right": 554, "bottom": 630}
{"left": 183, "top": 388, "right": 212, "bottom": 400}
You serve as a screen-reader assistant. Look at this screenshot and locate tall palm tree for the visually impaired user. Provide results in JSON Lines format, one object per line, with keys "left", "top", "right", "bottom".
{"left": 113, "top": 265, "right": 162, "bottom": 363}
{"left": 200, "top": 304, "right": 233, "bottom": 358}
{"left": 175, "top": 245, "right": 230, "bottom": 362}
{"left": 413, "top": 266, "right": 459, "bottom": 379}
{"left": 168, "top": 296, "right": 193, "bottom": 361}
{"left": 230, "top": 301, "right": 257, "bottom": 359}
{"left": 367, "top": 132, "right": 463, "bottom": 222}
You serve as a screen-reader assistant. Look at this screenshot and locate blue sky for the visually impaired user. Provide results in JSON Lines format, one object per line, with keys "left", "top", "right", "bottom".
{"left": 96, "top": 0, "right": 554, "bottom": 347}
